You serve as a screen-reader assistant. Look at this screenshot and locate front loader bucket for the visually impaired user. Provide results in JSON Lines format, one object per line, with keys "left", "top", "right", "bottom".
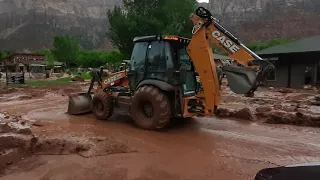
{"left": 67, "top": 92, "right": 94, "bottom": 115}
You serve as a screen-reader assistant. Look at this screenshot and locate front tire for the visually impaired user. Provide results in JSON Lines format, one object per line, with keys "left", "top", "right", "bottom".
{"left": 130, "top": 85, "right": 171, "bottom": 130}
{"left": 92, "top": 92, "right": 114, "bottom": 120}
{"left": 245, "top": 91, "right": 254, "bottom": 98}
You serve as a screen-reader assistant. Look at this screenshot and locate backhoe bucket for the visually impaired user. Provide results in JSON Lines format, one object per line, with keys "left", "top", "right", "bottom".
{"left": 67, "top": 92, "right": 94, "bottom": 115}
{"left": 223, "top": 61, "right": 274, "bottom": 95}
{"left": 223, "top": 66, "right": 257, "bottom": 94}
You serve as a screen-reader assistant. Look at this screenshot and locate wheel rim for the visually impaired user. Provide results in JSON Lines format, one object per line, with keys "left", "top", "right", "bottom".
{"left": 140, "top": 101, "right": 154, "bottom": 118}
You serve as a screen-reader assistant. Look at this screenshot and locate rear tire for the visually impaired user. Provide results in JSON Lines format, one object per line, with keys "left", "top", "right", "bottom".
{"left": 92, "top": 92, "right": 114, "bottom": 120}
{"left": 130, "top": 85, "right": 171, "bottom": 130}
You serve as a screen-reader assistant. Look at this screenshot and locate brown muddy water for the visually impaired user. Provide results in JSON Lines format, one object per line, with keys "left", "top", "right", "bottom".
{"left": 1, "top": 89, "right": 320, "bottom": 180}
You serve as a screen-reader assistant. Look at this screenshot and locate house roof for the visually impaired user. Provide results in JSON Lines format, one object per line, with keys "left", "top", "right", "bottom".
{"left": 256, "top": 35, "right": 320, "bottom": 55}
{"left": 3, "top": 53, "right": 45, "bottom": 65}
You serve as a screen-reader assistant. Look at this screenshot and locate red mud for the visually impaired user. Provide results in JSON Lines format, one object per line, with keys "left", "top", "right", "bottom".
{"left": 0, "top": 84, "right": 320, "bottom": 180}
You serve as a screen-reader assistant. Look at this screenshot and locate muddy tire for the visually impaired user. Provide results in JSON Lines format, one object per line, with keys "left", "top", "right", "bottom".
{"left": 92, "top": 92, "right": 114, "bottom": 120}
{"left": 130, "top": 85, "right": 171, "bottom": 130}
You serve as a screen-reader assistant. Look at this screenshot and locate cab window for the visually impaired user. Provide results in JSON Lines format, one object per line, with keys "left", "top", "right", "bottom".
{"left": 147, "top": 41, "right": 166, "bottom": 71}
{"left": 130, "top": 42, "right": 148, "bottom": 71}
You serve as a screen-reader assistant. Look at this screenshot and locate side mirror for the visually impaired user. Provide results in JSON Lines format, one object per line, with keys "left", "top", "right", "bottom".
{"left": 179, "top": 65, "right": 187, "bottom": 84}
{"left": 254, "top": 163, "right": 320, "bottom": 180}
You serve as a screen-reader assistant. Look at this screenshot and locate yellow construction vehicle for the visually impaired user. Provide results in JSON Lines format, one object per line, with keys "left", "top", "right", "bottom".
{"left": 67, "top": 7, "right": 274, "bottom": 130}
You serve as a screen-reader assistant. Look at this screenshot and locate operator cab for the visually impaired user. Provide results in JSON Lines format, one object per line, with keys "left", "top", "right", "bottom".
{"left": 128, "top": 35, "right": 197, "bottom": 96}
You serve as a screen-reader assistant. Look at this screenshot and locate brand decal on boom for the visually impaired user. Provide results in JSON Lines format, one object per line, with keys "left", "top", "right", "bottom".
{"left": 211, "top": 31, "right": 240, "bottom": 54}
{"left": 104, "top": 74, "right": 122, "bottom": 85}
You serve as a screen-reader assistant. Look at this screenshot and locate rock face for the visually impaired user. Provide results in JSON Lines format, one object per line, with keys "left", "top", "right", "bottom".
{"left": 1, "top": 0, "right": 320, "bottom": 51}
{"left": 199, "top": 0, "right": 320, "bottom": 41}
{"left": 0, "top": 0, "right": 122, "bottom": 51}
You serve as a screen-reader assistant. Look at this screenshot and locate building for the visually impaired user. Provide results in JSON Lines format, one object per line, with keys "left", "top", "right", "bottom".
{"left": 1, "top": 53, "right": 45, "bottom": 72}
{"left": 256, "top": 35, "right": 320, "bottom": 88}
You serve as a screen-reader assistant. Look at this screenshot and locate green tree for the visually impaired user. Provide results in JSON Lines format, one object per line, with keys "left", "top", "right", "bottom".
{"left": 53, "top": 35, "right": 80, "bottom": 66}
{"left": 75, "top": 50, "right": 124, "bottom": 68}
{"left": 101, "top": 50, "right": 124, "bottom": 66}
{"left": 0, "top": 51, "right": 8, "bottom": 62}
{"left": 107, "top": 0, "right": 197, "bottom": 57}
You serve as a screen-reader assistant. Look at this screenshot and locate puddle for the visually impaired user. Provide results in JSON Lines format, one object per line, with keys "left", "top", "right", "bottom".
{"left": 23, "top": 107, "right": 70, "bottom": 121}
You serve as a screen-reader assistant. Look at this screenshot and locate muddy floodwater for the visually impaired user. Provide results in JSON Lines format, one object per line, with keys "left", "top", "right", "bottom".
{"left": 1, "top": 85, "right": 320, "bottom": 180}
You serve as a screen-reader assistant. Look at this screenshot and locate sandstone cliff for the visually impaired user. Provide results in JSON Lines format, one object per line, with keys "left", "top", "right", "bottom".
{"left": 0, "top": 0, "right": 319, "bottom": 51}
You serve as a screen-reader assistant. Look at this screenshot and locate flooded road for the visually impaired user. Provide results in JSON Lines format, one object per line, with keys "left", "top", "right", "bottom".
{"left": 1, "top": 90, "right": 320, "bottom": 180}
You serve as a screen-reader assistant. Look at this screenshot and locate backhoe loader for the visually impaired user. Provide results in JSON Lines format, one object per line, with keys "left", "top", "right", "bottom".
{"left": 67, "top": 7, "right": 274, "bottom": 130}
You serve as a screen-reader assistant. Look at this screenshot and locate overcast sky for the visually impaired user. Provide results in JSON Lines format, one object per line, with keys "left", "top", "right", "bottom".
{"left": 197, "top": 0, "right": 209, "bottom": 3}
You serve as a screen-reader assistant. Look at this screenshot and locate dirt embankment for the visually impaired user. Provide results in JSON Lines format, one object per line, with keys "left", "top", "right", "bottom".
{"left": 215, "top": 86, "right": 320, "bottom": 127}
{"left": 0, "top": 113, "right": 136, "bottom": 175}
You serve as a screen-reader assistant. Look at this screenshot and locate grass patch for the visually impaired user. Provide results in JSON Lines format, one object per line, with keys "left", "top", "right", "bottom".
{"left": 79, "top": 73, "right": 92, "bottom": 80}
{"left": 8, "top": 77, "right": 72, "bottom": 87}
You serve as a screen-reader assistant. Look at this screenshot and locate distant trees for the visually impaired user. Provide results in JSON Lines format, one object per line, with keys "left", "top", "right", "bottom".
{"left": 246, "top": 39, "right": 294, "bottom": 52}
{"left": 76, "top": 49, "right": 124, "bottom": 68}
{"left": 32, "top": 35, "right": 124, "bottom": 68}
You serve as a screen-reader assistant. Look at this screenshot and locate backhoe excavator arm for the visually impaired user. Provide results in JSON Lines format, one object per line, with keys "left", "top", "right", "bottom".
{"left": 186, "top": 7, "right": 275, "bottom": 114}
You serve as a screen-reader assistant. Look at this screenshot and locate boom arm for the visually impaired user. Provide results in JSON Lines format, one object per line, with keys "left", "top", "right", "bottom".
{"left": 191, "top": 7, "right": 265, "bottom": 66}
{"left": 186, "top": 7, "right": 275, "bottom": 114}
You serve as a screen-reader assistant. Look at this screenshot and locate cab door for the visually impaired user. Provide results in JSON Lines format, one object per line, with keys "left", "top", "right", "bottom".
{"left": 145, "top": 41, "right": 174, "bottom": 83}
{"left": 128, "top": 42, "right": 148, "bottom": 91}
